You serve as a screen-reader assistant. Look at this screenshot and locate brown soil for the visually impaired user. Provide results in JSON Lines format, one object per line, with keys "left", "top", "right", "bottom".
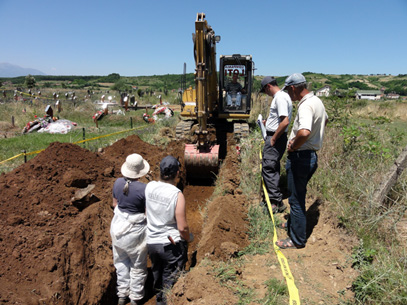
{"left": 0, "top": 132, "right": 358, "bottom": 305}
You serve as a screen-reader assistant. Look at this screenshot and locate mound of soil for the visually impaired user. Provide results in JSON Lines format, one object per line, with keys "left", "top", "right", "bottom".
{"left": 0, "top": 135, "right": 185, "bottom": 304}
{"left": 0, "top": 142, "right": 117, "bottom": 304}
{"left": 0, "top": 133, "right": 250, "bottom": 305}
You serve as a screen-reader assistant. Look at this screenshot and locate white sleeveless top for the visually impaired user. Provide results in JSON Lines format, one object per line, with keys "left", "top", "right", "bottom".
{"left": 145, "top": 181, "right": 181, "bottom": 244}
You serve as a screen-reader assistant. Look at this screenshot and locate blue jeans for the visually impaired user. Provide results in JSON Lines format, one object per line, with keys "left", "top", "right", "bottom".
{"left": 286, "top": 150, "right": 318, "bottom": 247}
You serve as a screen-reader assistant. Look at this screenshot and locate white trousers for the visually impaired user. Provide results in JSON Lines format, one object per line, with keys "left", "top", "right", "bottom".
{"left": 110, "top": 207, "right": 148, "bottom": 301}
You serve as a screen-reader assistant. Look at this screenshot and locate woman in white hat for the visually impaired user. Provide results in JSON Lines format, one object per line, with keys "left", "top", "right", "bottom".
{"left": 110, "top": 153, "right": 150, "bottom": 305}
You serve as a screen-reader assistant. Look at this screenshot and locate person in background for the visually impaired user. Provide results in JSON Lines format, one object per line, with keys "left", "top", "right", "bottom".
{"left": 226, "top": 73, "right": 246, "bottom": 108}
{"left": 276, "top": 73, "right": 328, "bottom": 249}
{"left": 259, "top": 76, "right": 292, "bottom": 214}
{"left": 145, "top": 156, "right": 193, "bottom": 305}
{"left": 110, "top": 153, "right": 150, "bottom": 305}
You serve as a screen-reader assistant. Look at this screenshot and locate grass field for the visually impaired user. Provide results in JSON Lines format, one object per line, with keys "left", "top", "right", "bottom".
{"left": 0, "top": 94, "right": 178, "bottom": 174}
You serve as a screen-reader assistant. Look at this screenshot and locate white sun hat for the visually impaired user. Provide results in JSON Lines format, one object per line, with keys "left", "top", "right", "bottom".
{"left": 120, "top": 153, "right": 150, "bottom": 179}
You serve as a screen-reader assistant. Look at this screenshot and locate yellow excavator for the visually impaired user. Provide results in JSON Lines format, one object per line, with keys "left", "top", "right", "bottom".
{"left": 177, "top": 13, "right": 254, "bottom": 177}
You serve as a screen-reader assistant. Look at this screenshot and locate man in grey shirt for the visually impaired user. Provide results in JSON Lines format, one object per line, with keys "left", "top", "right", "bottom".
{"left": 276, "top": 73, "right": 328, "bottom": 249}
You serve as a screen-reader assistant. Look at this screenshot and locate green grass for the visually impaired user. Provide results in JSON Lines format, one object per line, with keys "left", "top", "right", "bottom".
{"left": 263, "top": 278, "right": 288, "bottom": 305}
{"left": 0, "top": 98, "right": 179, "bottom": 173}
{"left": 310, "top": 98, "right": 407, "bottom": 304}
{"left": 210, "top": 259, "right": 257, "bottom": 304}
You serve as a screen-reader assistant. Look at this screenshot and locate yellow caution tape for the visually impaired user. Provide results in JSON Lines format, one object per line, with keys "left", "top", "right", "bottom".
{"left": 73, "top": 125, "right": 146, "bottom": 144}
{"left": 0, "top": 153, "right": 25, "bottom": 165}
{"left": 26, "top": 149, "right": 45, "bottom": 155}
{"left": 15, "top": 91, "right": 57, "bottom": 101}
{"left": 259, "top": 147, "right": 301, "bottom": 305}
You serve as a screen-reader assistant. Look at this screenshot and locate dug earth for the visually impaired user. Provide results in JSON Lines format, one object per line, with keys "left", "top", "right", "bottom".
{"left": 0, "top": 133, "right": 250, "bottom": 304}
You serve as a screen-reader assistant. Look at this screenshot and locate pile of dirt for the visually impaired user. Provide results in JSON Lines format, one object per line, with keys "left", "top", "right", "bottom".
{"left": 0, "top": 135, "right": 190, "bottom": 304}
{"left": 0, "top": 142, "right": 117, "bottom": 304}
{"left": 194, "top": 143, "right": 249, "bottom": 263}
{"left": 0, "top": 133, "right": 250, "bottom": 304}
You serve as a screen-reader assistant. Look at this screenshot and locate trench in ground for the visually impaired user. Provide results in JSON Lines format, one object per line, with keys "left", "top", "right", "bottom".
{"left": 136, "top": 182, "right": 215, "bottom": 305}
{"left": 106, "top": 126, "right": 235, "bottom": 304}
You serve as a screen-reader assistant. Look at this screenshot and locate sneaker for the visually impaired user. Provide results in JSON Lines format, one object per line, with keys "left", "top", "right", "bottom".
{"left": 271, "top": 202, "right": 287, "bottom": 214}
{"left": 118, "top": 297, "right": 128, "bottom": 305}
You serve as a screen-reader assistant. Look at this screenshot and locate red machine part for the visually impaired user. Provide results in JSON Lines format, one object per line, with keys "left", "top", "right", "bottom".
{"left": 184, "top": 144, "right": 219, "bottom": 168}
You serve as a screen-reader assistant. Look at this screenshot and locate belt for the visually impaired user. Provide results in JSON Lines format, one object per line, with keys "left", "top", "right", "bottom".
{"left": 288, "top": 150, "right": 316, "bottom": 157}
{"left": 266, "top": 130, "right": 276, "bottom": 136}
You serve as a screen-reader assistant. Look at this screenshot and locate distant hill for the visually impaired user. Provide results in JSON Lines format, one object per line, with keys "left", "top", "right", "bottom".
{"left": 0, "top": 63, "right": 46, "bottom": 77}
{"left": 1, "top": 70, "right": 406, "bottom": 96}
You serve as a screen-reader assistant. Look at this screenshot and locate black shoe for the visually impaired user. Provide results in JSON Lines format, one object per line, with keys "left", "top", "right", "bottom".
{"left": 271, "top": 202, "right": 287, "bottom": 214}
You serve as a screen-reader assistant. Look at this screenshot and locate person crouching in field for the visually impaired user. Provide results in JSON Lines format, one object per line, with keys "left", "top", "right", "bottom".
{"left": 110, "top": 153, "right": 150, "bottom": 305}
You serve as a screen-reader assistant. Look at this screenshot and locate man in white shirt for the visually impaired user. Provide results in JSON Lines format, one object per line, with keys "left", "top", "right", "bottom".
{"left": 145, "top": 156, "right": 192, "bottom": 305}
{"left": 259, "top": 76, "right": 292, "bottom": 214}
{"left": 275, "top": 73, "right": 328, "bottom": 249}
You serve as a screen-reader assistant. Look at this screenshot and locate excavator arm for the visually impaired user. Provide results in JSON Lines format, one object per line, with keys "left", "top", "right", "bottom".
{"left": 193, "top": 12, "right": 219, "bottom": 148}
{"left": 183, "top": 13, "right": 220, "bottom": 176}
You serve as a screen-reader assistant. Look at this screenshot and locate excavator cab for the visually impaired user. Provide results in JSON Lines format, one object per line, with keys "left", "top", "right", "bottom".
{"left": 219, "top": 54, "right": 254, "bottom": 115}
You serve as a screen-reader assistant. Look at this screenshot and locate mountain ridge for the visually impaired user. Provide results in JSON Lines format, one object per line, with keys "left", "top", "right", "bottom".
{"left": 0, "top": 63, "right": 46, "bottom": 77}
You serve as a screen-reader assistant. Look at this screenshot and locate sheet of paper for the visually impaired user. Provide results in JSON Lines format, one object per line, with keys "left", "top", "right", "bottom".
{"left": 257, "top": 114, "right": 267, "bottom": 140}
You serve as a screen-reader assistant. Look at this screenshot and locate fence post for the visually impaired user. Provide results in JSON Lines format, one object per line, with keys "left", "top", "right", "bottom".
{"left": 131, "top": 117, "right": 133, "bottom": 129}
{"left": 22, "top": 150, "right": 27, "bottom": 163}
{"left": 82, "top": 128, "right": 86, "bottom": 147}
{"left": 11, "top": 116, "right": 15, "bottom": 127}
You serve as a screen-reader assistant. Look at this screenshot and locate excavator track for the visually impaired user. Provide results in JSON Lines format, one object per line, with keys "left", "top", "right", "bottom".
{"left": 233, "top": 122, "right": 250, "bottom": 140}
{"left": 176, "top": 120, "right": 194, "bottom": 139}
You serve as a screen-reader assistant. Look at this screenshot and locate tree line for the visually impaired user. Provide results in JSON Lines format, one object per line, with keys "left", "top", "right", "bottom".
{"left": 1, "top": 72, "right": 406, "bottom": 96}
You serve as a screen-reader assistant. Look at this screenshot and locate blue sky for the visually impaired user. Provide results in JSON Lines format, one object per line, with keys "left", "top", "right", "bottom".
{"left": 1, "top": 0, "right": 406, "bottom": 77}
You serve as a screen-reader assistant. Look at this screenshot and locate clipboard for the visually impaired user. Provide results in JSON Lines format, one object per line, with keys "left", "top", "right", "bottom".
{"left": 256, "top": 114, "right": 267, "bottom": 140}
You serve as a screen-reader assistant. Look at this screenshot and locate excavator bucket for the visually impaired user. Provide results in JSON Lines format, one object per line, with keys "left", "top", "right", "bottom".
{"left": 184, "top": 144, "right": 219, "bottom": 178}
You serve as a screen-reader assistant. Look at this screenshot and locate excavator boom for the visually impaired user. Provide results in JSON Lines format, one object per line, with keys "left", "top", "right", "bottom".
{"left": 178, "top": 13, "right": 254, "bottom": 178}
{"left": 182, "top": 13, "right": 220, "bottom": 177}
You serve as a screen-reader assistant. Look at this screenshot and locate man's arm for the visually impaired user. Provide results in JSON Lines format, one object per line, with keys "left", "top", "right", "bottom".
{"left": 270, "top": 116, "right": 289, "bottom": 146}
{"left": 287, "top": 129, "right": 310, "bottom": 152}
{"left": 175, "top": 192, "right": 190, "bottom": 242}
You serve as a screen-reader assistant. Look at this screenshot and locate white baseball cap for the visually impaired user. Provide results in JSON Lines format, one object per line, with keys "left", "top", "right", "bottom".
{"left": 282, "top": 73, "right": 306, "bottom": 90}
